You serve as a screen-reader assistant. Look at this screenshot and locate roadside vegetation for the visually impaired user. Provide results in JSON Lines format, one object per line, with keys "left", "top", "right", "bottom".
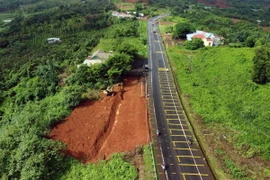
{"left": 167, "top": 45, "right": 270, "bottom": 179}
{"left": 158, "top": 2, "right": 270, "bottom": 179}
{"left": 57, "top": 154, "right": 138, "bottom": 180}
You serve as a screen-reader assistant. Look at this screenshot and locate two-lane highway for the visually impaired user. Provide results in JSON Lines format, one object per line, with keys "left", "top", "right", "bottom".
{"left": 147, "top": 15, "right": 215, "bottom": 180}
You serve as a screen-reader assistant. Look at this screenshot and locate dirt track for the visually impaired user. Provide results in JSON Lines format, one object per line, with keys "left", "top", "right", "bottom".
{"left": 49, "top": 77, "right": 149, "bottom": 163}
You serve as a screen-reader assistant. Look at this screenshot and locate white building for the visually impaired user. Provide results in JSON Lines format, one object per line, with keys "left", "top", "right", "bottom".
{"left": 3, "top": 19, "right": 12, "bottom": 23}
{"left": 186, "top": 30, "right": 224, "bottom": 46}
{"left": 47, "top": 38, "right": 61, "bottom": 44}
{"left": 77, "top": 49, "right": 113, "bottom": 68}
{"left": 111, "top": 11, "right": 134, "bottom": 18}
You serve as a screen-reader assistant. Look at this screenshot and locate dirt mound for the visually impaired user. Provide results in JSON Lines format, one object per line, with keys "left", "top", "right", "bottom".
{"left": 49, "top": 77, "right": 149, "bottom": 163}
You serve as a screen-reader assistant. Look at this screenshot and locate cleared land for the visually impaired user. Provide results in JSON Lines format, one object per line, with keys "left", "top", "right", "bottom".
{"left": 49, "top": 76, "right": 150, "bottom": 163}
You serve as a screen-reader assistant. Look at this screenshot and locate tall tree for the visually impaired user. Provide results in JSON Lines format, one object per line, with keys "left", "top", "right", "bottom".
{"left": 184, "top": 38, "right": 204, "bottom": 50}
{"left": 173, "top": 22, "right": 195, "bottom": 39}
{"left": 252, "top": 46, "right": 270, "bottom": 84}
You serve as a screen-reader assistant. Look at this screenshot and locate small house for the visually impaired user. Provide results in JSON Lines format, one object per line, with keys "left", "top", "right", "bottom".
{"left": 77, "top": 49, "right": 113, "bottom": 68}
{"left": 111, "top": 11, "right": 134, "bottom": 19}
{"left": 3, "top": 19, "right": 12, "bottom": 23}
{"left": 47, "top": 38, "right": 61, "bottom": 44}
{"left": 186, "top": 31, "right": 224, "bottom": 46}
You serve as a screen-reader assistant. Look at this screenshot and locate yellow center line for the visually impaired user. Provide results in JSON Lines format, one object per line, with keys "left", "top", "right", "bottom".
{"left": 161, "top": 93, "right": 177, "bottom": 96}
{"left": 177, "top": 155, "right": 201, "bottom": 158}
{"left": 165, "top": 110, "right": 182, "bottom": 113}
{"left": 172, "top": 141, "right": 187, "bottom": 146}
{"left": 156, "top": 51, "right": 164, "bottom": 53}
{"left": 174, "top": 148, "right": 198, "bottom": 151}
{"left": 171, "top": 134, "right": 192, "bottom": 137}
{"left": 167, "top": 123, "right": 187, "bottom": 126}
{"left": 182, "top": 173, "right": 209, "bottom": 180}
{"left": 167, "top": 118, "right": 184, "bottom": 120}
{"left": 162, "top": 96, "right": 174, "bottom": 99}
{"left": 163, "top": 105, "right": 181, "bottom": 108}
{"left": 179, "top": 163, "right": 204, "bottom": 167}
{"left": 158, "top": 67, "right": 168, "bottom": 71}
{"left": 170, "top": 129, "right": 190, "bottom": 133}
{"left": 163, "top": 102, "right": 180, "bottom": 104}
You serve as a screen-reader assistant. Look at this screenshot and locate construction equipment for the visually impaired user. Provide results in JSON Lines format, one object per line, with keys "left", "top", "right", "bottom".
{"left": 103, "top": 85, "right": 114, "bottom": 96}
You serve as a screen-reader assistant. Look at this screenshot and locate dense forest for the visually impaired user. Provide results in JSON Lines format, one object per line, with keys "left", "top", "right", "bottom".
{"left": 0, "top": 0, "right": 149, "bottom": 179}
{"left": 151, "top": 0, "right": 270, "bottom": 26}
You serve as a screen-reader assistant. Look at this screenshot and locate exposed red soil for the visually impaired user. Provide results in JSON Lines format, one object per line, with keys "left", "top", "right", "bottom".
{"left": 197, "top": 0, "right": 231, "bottom": 8}
{"left": 49, "top": 77, "right": 149, "bottom": 163}
{"left": 261, "top": 26, "right": 270, "bottom": 32}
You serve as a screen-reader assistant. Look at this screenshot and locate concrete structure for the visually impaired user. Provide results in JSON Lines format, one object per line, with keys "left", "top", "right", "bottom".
{"left": 112, "top": 11, "right": 134, "bottom": 18}
{"left": 186, "top": 30, "right": 224, "bottom": 46}
{"left": 77, "top": 49, "right": 113, "bottom": 68}
{"left": 47, "top": 38, "right": 61, "bottom": 44}
{"left": 3, "top": 19, "right": 12, "bottom": 23}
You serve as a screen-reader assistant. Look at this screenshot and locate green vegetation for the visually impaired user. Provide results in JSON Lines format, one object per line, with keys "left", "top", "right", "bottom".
{"left": 159, "top": 2, "right": 270, "bottom": 178}
{"left": 183, "top": 38, "right": 204, "bottom": 50}
{"left": 1, "top": 0, "right": 269, "bottom": 179}
{"left": 252, "top": 46, "right": 270, "bottom": 84}
{"left": 216, "top": 0, "right": 270, "bottom": 26}
{"left": 173, "top": 21, "right": 195, "bottom": 39}
{"left": 58, "top": 154, "right": 138, "bottom": 180}
{"left": 169, "top": 46, "right": 270, "bottom": 159}
{"left": 167, "top": 45, "right": 270, "bottom": 178}
{"left": 215, "top": 149, "right": 247, "bottom": 180}
{"left": 0, "top": 0, "right": 148, "bottom": 179}
{"left": 143, "top": 145, "right": 156, "bottom": 180}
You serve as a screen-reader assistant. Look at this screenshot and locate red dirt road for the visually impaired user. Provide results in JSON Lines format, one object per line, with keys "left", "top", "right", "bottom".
{"left": 49, "top": 77, "right": 149, "bottom": 163}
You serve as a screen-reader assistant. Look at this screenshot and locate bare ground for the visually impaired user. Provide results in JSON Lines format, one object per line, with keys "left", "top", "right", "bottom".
{"left": 49, "top": 76, "right": 150, "bottom": 164}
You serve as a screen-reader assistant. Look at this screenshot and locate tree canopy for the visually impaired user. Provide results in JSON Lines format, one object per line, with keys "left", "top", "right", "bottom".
{"left": 252, "top": 46, "right": 270, "bottom": 84}
{"left": 173, "top": 21, "right": 195, "bottom": 39}
{"left": 184, "top": 38, "right": 204, "bottom": 50}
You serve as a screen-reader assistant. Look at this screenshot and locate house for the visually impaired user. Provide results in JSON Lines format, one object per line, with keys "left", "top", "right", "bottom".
{"left": 47, "top": 38, "right": 61, "bottom": 44}
{"left": 77, "top": 49, "right": 113, "bottom": 68}
{"left": 3, "top": 19, "right": 12, "bottom": 23}
{"left": 111, "top": 11, "right": 134, "bottom": 18}
{"left": 186, "top": 30, "right": 223, "bottom": 46}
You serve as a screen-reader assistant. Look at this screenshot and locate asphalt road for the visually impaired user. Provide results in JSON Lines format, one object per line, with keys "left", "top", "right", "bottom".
{"left": 147, "top": 15, "right": 215, "bottom": 180}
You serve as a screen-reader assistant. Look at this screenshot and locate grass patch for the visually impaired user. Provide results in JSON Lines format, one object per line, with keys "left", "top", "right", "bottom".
{"left": 143, "top": 144, "right": 156, "bottom": 180}
{"left": 0, "top": 12, "right": 17, "bottom": 22}
{"left": 167, "top": 45, "right": 270, "bottom": 179}
{"left": 215, "top": 149, "right": 248, "bottom": 180}
{"left": 58, "top": 154, "right": 138, "bottom": 180}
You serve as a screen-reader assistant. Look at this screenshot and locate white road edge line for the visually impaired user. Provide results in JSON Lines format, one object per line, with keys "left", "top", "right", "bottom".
{"left": 156, "top": 24, "right": 204, "bottom": 180}
{"left": 149, "top": 18, "right": 169, "bottom": 180}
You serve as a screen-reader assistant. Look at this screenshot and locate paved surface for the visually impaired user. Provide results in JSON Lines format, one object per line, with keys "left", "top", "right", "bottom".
{"left": 147, "top": 15, "right": 215, "bottom": 180}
